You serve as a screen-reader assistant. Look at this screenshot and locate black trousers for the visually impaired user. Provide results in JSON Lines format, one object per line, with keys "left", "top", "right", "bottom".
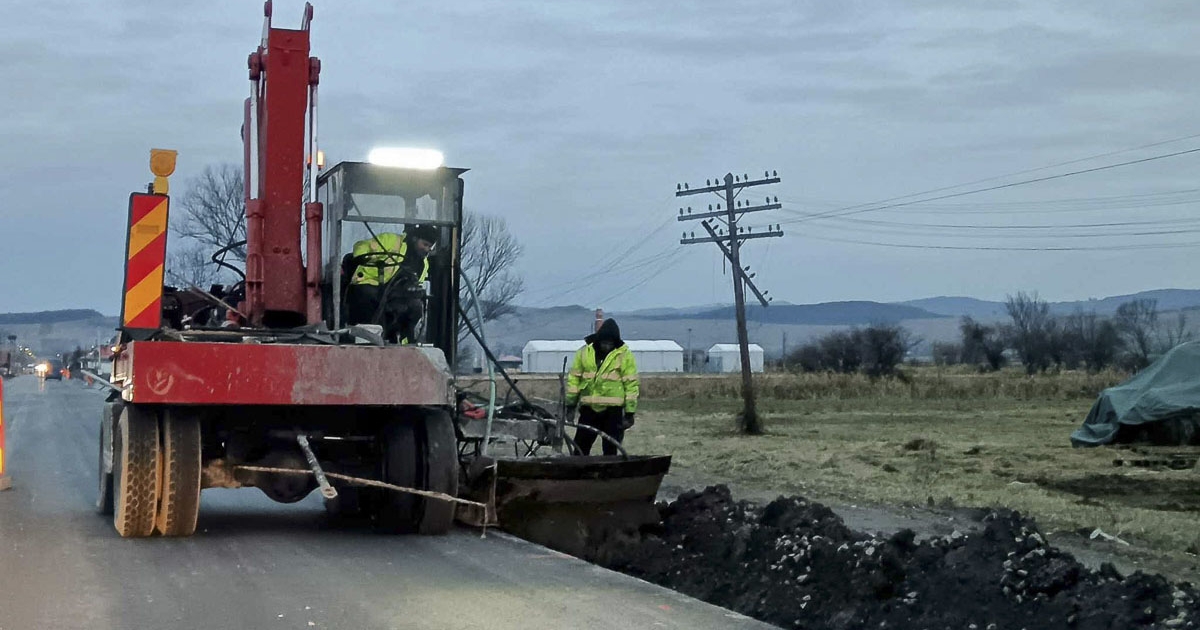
{"left": 575, "top": 406, "right": 625, "bottom": 456}
{"left": 346, "top": 283, "right": 424, "bottom": 343}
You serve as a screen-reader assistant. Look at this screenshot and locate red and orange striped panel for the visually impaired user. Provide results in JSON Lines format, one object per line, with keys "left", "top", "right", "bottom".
{"left": 121, "top": 193, "right": 169, "bottom": 330}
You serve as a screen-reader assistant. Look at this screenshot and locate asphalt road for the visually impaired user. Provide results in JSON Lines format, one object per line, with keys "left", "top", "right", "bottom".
{"left": 0, "top": 376, "right": 770, "bottom": 630}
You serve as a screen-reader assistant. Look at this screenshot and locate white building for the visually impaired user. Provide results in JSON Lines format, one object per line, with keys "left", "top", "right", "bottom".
{"left": 625, "top": 340, "right": 684, "bottom": 373}
{"left": 522, "top": 340, "right": 685, "bottom": 373}
{"left": 522, "top": 340, "right": 582, "bottom": 374}
{"left": 706, "top": 343, "right": 765, "bottom": 373}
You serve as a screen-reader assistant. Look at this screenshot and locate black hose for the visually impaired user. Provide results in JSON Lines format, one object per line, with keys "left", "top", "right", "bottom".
{"left": 456, "top": 303, "right": 534, "bottom": 410}
{"left": 211, "top": 239, "right": 248, "bottom": 280}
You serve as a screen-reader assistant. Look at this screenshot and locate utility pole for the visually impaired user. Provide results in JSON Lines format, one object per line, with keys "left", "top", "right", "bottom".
{"left": 781, "top": 331, "right": 788, "bottom": 370}
{"left": 676, "top": 171, "right": 783, "bottom": 434}
{"left": 686, "top": 327, "right": 693, "bottom": 373}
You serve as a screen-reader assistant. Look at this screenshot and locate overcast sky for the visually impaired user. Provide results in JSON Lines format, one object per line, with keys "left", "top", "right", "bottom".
{"left": 3, "top": 1, "right": 1200, "bottom": 314}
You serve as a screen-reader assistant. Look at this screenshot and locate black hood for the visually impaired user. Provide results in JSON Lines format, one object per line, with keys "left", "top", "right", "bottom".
{"left": 585, "top": 318, "right": 622, "bottom": 346}
{"left": 407, "top": 224, "right": 440, "bottom": 245}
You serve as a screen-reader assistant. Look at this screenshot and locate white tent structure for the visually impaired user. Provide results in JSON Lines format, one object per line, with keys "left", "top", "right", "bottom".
{"left": 625, "top": 340, "right": 684, "bottom": 373}
{"left": 522, "top": 340, "right": 583, "bottom": 374}
{"left": 522, "top": 340, "right": 685, "bottom": 373}
{"left": 705, "top": 343, "right": 765, "bottom": 373}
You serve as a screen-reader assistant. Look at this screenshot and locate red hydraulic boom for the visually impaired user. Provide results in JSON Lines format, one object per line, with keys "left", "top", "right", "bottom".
{"left": 243, "top": 0, "right": 323, "bottom": 327}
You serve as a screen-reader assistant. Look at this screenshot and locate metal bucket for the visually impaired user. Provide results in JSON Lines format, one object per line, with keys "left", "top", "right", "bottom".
{"left": 460, "top": 454, "right": 671, "bottom": 560}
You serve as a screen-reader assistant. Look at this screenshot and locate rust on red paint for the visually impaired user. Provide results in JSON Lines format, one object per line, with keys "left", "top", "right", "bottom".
{"left": 114, "top": 340, "right": 451, "bottom": 406}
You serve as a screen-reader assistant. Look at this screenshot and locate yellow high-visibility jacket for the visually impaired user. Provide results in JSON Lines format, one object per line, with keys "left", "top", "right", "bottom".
{"left": 566, "top": 343, "right": 639, "bottom": 413}
{"left": 349, "top": 233, "right": 429, "bottom": 286}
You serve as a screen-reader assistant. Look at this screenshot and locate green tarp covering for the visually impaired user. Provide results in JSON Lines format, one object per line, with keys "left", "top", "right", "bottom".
{"left": 1072, "top": 341, "right": 1200, "bottom": 446}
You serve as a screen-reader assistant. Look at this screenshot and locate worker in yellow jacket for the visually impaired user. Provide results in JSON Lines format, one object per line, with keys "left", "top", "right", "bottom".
{"left": 565, "top": 318, "right": 639, "bottom": 455}
{"left": 344, "top": 225, "right": 438, "bottom": 343}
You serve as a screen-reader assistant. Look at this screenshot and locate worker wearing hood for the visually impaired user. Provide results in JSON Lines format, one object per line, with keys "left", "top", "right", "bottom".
{"left": 565, "top": 318, "right": 640, "bottom": 455}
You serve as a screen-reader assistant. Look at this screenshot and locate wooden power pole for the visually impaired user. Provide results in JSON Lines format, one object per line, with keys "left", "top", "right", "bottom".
{"left": 676, "top": 171, "right": 783, "bottom": 434}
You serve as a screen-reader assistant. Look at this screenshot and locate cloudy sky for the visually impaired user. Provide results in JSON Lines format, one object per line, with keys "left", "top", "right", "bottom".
{"left": 3, "top": 1, "right": 1200, "bottom": 314}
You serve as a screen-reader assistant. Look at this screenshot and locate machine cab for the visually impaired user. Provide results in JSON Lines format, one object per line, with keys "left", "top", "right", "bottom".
{"left": 317, "top": 161, "right": 466, "bottom": 360}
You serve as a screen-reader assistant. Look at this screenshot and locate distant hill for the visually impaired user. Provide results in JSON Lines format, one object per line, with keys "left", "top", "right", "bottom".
{"left": 898, "top": 297, "right": 1008, "bottom": 320}
{"left": 897, "top": 289, "right": 1200, "bottom": 321}
{"left": 0, "top": 309, "right": 116, "bottom": 355}
{"left": 619, "top": 303, "right": 730, "bottom": 318}
{"left": 1052, "top": 289, "right": 1200, "bottom": 315}
{"left": 635, "top": 301, "right": 945, "bottom": 326}
{"left": 0, "top": 309, "right": 107, "bottom": 325}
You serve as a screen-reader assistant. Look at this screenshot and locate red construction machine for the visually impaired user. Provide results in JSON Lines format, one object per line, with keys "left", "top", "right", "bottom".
{"left": 97, "top": 2, "right": 462, "bottom": 537}
{"left": 97, "top": 2, "right": 669, "bottom": 548}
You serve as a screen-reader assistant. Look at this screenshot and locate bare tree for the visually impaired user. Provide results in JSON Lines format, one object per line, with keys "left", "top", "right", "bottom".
{"left": 1114, "top": 299, "right": 1158, "bottom": 370}
{"left": 174, "top": 163, "right": 247, "bottom": 262}
{"left": 1061, "top": 309, "right": 1120, "bottom": 372}
{"left": 931, "top": 342, "right": 962, "bottom": 366}
{"left": 1004, "top": 292, "right": 1056, "bottom": 374}
{"left": 959, "top": 316, "right": 1006, "bottom": 371}
{"left": 166, "top": 243, "right": 221, "bottom": 288}
{"left": 858, "top": 323, "right": 916, "bottom": 378}
{"left": 1157, "top": 311, "right": 1192, "bottom": 352}
{"left": 458, "top": 212, "right": 525, "bottom": 340}
{"left": 789, "top": 324, "right": 914, "bottom": 377}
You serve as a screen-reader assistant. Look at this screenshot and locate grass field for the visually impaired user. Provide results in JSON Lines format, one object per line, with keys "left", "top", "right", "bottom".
{"left": 464, "top": 367, "right": 1200, "bottom": 573}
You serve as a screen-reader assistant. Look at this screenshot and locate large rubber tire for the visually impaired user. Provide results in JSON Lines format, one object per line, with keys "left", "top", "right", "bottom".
{"left": 156, "top": 408, "right": 202, "bottom": 537}
{"left": 113, "top": 405, "right": 160, "bottom": 537}
{"left": 96, "top": 402, "right": 120, "bottom": 515}
{"left": 376, "top": 419, "right": 421, "bottom": 534}
{"left": 418, "top": 409, "right": 459, "bottom": 535}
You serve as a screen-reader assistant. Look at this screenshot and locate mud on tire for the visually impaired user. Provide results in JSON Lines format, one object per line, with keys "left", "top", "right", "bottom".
{"left": 96, "top": 401, "right": 122, "bottom": 516}
{"left": 156, "top": 408, "right": 202, "bottom": 537}
{"left": 418, "top": 409, "right": 459, "bottom": 535}
{"left": 376, "top": 418, "right": 421, "bottom": 534}
{"left": 113, "top": 405, "right": 160, "bottom": 537}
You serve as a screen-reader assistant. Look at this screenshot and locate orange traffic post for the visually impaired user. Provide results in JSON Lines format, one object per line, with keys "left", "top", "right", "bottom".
{"left": 0, "top": 377, "right": 10, "bottom": 491}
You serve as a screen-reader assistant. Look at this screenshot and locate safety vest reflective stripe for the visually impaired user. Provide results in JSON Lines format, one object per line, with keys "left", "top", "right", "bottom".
{"left": 581, "top": 395, "right": 625, "bottom": 406}
{"left": 566, "top": 344, "right": 639, "bottom": 413}
{"left": 350, "top": 233, "right": 429, "bottom": 286}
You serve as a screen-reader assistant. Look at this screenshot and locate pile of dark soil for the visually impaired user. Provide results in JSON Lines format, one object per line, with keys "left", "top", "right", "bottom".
{"left": 597, "top": 486, "right": 1199, "bottom": 630}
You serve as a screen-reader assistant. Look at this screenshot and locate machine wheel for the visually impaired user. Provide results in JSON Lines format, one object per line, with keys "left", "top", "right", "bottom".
{"left": 376, "top": 418, "right": 421, "bottom": 534}
{"left": 418, "top": 409, "right": 459, "bottom": 535}
{"left": 97, "top": 430, "right": 114, "bottom": 515}
{"left": 96, "top": 402, "right": 121, "bottom": 515}
{"left": 113, "top": 405, "right": 160, "bottom": 537}
{"left": 156, "top": 408, "right": 202, "bottom": 537}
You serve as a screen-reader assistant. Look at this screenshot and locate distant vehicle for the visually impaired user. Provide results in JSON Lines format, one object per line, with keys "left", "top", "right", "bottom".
{"left": 36, "top": 359, "right": 64, "bottom": 381}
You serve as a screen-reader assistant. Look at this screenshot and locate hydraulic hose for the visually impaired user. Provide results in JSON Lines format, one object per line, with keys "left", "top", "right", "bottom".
{"left": 459, "top": 270, "right": 497, "bottom": 457}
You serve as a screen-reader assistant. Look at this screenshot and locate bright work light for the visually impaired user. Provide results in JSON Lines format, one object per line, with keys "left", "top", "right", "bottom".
{"left": 367, "top": 147, "right": 444, "bottom": 170}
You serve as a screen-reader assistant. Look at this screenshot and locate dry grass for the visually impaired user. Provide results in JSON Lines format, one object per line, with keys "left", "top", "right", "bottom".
{"left": 461, "top": 367, "right": 1127, "bottom": 405}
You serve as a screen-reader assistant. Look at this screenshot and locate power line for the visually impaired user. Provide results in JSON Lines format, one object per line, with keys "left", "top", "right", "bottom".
{"left": 784, "top": 212, "right": 1200, "bottom": 231}
{"left": 804, "top": 221, "right": 1200, "bottom": 240}
{"left": 796, "top": 232, "right": 1200, "bottom": 252}
{"left": 591, "top": 247, "right": 691, "bottom": 306}
{"left": 789, "top": 145, "right": 1200, "bottom": 224}
{"left": 520, "top": 215, "right": 677, "bottom": 301}
{"left": 525, "top": 246, "right": 683, "bottom": 302}
{"left": 805, "top": 132, "right": 1200, "bottom": 218}
{"left": 780, "top": 188, "right": 1200, "bottom": 215}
